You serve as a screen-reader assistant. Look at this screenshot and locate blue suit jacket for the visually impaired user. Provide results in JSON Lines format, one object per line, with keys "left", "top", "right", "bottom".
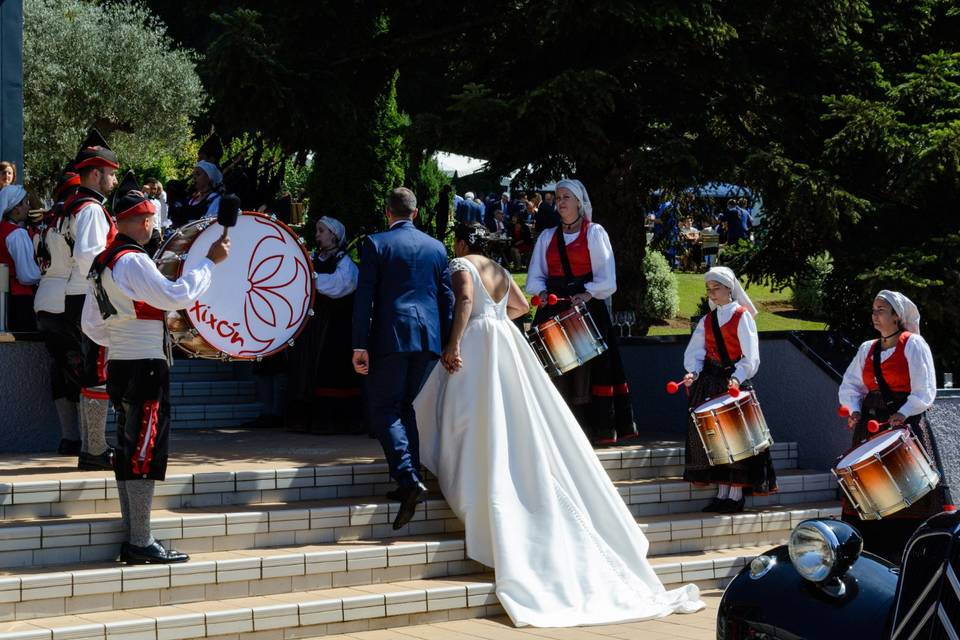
{"left": 352, "top": 220, "right": 454, "bottom": 357}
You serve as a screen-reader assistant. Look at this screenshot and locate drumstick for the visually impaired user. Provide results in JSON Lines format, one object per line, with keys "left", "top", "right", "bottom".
{"left": 867, "top": 419, "right": 889, "bottom": 433}
{"left": 665, "top": 380, "right": 685, "bottom": 394}
{"left": 728, "top": 387, "right": 740, "bottom": 398}
{"left": 530, "top": 293, "right": 560, "bottom": 307}
{"left": 837, "top": 405, "right": 851, "bottom": 417}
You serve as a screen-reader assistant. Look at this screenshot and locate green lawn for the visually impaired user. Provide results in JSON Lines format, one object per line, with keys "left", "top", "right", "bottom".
{"left": 513, "top": 272, "right": 827, "bottom": 336}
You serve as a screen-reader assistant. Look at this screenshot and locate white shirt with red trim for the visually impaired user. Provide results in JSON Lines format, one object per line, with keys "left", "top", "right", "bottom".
{"left": 82, "top": 252, "right": 213, "bottom": 361}
{"left": 525, "top": 224, "right": 617, "bottom": 300}
{"left": 67, "top": 202, "right": 113, "bottom": 295}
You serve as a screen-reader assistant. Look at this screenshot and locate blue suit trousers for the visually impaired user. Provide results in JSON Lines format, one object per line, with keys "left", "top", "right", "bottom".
{"left": 367, "top": 351, "right": 436, "bottom": 487}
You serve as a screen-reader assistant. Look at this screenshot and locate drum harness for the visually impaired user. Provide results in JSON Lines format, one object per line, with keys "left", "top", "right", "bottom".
{"left": 88, "top": 240, "right": 175, "bottom": 365}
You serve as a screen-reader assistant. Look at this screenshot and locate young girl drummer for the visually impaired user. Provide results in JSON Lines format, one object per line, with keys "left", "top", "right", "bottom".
{"left": 681, "top": 267, "right": 778, "bottom": 513}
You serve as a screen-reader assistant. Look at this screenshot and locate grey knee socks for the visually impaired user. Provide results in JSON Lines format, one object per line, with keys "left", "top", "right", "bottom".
{"left": 121, "top": 479, "right": 155, "bottom": 548}
{"left": 116, "top": 480, "right": 131, "bottom": 540}
{"left": 80, "top": 396, "right": 108, "bottom": 455}
{"left": 54, "top": 398, "right": 80, "bottom": 441}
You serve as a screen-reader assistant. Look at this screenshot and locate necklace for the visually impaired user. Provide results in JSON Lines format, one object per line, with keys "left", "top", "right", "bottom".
{"left": 561, "top": 214, "right": 582, "bottom": 231}
{"left": 880, "top": 329, "right": 901, "bottom": 346}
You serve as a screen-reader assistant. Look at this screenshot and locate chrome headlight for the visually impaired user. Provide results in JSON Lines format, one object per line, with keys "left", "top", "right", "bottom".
{"left": 788, "top": 519, "right": 863, "bottom": 584}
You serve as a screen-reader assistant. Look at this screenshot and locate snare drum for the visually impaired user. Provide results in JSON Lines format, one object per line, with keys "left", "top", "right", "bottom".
{"left": 691, "top": 390, "right": 773, "bottom": 466}
{"left": 157, "top": 212, "right": 314, "bottom": 360}
{"left": 526, "top": 303, "right": 607, "bottom": 377}
{"left": 833, "top": 428, "right": 940, "bottom": 521}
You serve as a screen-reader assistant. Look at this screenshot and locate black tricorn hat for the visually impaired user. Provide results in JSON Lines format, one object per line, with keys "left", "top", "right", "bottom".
{"left": 198, "top": 133, "right": 224, "bottom": 163}
{"left": 74, "top": 128, "right": 119, "bottom": 170}
{"left": 112, "top": 170, "right": 153, "bottom": 221}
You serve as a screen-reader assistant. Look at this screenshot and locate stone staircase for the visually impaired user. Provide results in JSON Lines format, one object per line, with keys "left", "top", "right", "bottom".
{"left": 0, "top": 361, "right": 841, "bottom": 639}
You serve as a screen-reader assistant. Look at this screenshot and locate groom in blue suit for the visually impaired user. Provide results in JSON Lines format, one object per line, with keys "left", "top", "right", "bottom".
{"left": 352, "top": 187, "right": 454, "bottom": 530}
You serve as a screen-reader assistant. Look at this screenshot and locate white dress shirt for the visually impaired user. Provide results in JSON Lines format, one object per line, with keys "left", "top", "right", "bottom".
{"left": 838, "top": 334, "right": 937, "bottom": 417}
{"left": 525, "top": 224, "right": 617, "bottom": 300}
{"left": 684, "top": 301, "right": 760, "bottom": 383}
{"left": 82, "top": 252, "right": 213, "bottom": 352}
{"left": 67, "top": 202, "right": 112, "bottom": 295}
{"left": 5, "top": 226, "right": 41, "bottom": 286}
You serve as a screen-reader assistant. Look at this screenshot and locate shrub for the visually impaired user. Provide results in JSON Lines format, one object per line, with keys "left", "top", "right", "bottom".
{"left": 792, "top": 252, "right": 833, "bottom": 318}
{"left": 641, "top": 250, "right": 680, "bottom": 323}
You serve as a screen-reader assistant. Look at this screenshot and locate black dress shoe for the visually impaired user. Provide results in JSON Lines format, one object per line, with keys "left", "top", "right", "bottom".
{"left": 122, "top": 540, "right": 189, "bottom": 564}
{"left": 58, "top": 438, "right": 82, "bottom": 455}
{"left": 78, "top": 448, "right": 114, "bottom": 471}
{"left": 393, "top": 482, "right": 427, "bottom": 530}
{"left": 716, "top": 497, "right": 746, "bottom": 514}
{"left": 702, "top": 497, "right": 725, "bottom": 512}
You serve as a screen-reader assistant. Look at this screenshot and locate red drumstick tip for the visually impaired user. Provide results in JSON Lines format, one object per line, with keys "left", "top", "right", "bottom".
{"left": 867, "top": 419, "right": 880, "bottom": 433}
{"left": 666, "top": 381, "right": 680, "bottom": 395}
{"left": 531, "top": 295, "right": 541, "bottom": 307}
{"left": 728, "top": 387, "right": 740, "bottom": 398}
{"left": 944, "top": 505, "right": 958, "bottom": 513}
{"left": 547, "top": 294, "right": 558, "bottom": 306}
{"left": 837, "top": 406, "right": 850, "bottom": 417}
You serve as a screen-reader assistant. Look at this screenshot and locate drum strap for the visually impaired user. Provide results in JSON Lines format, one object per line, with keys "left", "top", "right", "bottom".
{"left": 871, "top": 339, "right": 896, "bottom": 406}
{"left": 709, "top": 309, "right": 734, "bottom": 369}
{"left": 89, "top": 239, "right": 145, "bottom": 320}
{"left": 554, "top": 228, "right": 576, "bottom": 284}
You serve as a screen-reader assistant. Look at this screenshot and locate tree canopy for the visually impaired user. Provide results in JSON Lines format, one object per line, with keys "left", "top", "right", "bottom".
{"left": 23, "top": 0, "right": 205, "bottom": 193}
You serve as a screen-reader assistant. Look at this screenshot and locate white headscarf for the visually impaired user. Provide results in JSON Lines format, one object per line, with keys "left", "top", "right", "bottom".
{"left": 555, "top": 179, "right": 593, "bottom": 221}
{"left": 704, "top": 266, "right": 758, "bottom": 316}
{"left": 0, "top": 185, "right": 27, "bottom": 217}
{"left": 317, "top": 216, "right": 347, "bottom": 248}
{"left": 876, "top": 290, "right": 921, "bottom": 334}
{"left": 196, "top": 161, "right": 223, "bottom": 188}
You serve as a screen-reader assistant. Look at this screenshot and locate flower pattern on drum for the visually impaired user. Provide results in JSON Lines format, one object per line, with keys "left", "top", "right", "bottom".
{"left": 172, "top": 213, "right": 313, "bottom": 359}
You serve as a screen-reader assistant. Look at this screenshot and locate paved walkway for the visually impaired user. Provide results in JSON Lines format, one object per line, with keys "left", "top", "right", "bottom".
{"left": 324, "top": 589, "right": 721, "bottom": 639}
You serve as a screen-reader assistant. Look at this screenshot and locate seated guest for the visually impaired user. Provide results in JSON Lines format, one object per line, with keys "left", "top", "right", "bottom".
{"left": 487, "top": 208, "right": 507, "bottom": 234}
{"left": 0, "top": 185, "right": 41, "bottom": 330}
{"left": 507, "top": 212, "right": 533, "bottom": 269}
{"left": 286, "top": 216, "right": 363, "bottom": 433}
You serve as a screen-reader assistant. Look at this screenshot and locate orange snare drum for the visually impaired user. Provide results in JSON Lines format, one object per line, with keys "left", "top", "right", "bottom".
{"left": 526, "top": 303, "right": 607, "bottom": 377}
{"left": 833, "top": 428, "right": 940, "bottom": 521}
{"left": 691, "top": 390, "right": 773, "bottom": 466}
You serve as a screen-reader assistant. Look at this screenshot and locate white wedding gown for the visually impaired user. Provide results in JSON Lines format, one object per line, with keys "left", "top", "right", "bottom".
{"left": 413, "top": 258, "right": 704, "bottom": 627}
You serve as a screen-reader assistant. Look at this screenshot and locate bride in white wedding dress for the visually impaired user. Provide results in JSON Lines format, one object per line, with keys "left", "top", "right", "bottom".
{"left": 413, "top": 223, "right": 704, "bottom": 628}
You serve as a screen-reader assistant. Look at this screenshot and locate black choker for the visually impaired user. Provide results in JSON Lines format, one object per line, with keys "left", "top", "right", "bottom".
{"left": 561, "top": 215, "right": 582, "bottom": 230}
{"left": 881, "top": 330, "right": 902, "bottom": 340}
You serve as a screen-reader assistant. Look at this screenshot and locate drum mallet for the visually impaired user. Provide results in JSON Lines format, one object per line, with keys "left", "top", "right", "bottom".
{"left": 727, "top": 386, "right": 741, "bottom": 398}
{"left": 838, "top": 405, "right": 851, "bottom": 417}
{"left": 530, "top": 293, "right": 559, "bottom": 307}
{"left": 866, "top": 419, "right": 889, "bottom": 433}
{"left": 217, "top": 193, "right": 241, "bottom": 240}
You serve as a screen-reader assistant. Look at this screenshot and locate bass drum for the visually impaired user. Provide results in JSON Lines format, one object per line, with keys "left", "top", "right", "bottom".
{"left": 157, "top": 212, "right": 314, "bottom": 360}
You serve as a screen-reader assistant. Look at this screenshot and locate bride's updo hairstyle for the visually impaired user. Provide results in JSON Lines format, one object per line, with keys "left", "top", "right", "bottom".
{"left": 454, "top": 222, "right": 489, "bottom": 255}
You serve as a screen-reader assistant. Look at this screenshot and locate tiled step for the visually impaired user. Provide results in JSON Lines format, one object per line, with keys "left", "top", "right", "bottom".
{"left": 168, "top": 381, "right": 256, "bottom": 405}
{"left": 0, "top": 443, "right": 801, "bottom": 519}
{"left": 0, "top": 495, "right": 840, "bottom": 570}
{"left": 107, "top": 403, "right": 261, "bottom": 431}
{"left": 0, "top": 540, "right": 760, "bottom": 623}
{"left": 0, "top": 573, "right": 504, "bottom": 640}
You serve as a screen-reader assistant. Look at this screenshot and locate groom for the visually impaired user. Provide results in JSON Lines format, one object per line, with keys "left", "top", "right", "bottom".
{"left": 352, "top": 187, "right": 454, "bottom": 530}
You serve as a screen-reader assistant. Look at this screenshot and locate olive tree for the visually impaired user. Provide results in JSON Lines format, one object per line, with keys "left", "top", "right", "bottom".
{"left": 23, "top": 0, "right": 205, "bottom": 193}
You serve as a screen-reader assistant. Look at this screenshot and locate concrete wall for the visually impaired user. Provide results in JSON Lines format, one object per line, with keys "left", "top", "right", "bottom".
{"left": 0, "top": 339, "right": 62, "bottom": 453}
{"left": 620, "top": 336, "right": 848, "bottom": 471}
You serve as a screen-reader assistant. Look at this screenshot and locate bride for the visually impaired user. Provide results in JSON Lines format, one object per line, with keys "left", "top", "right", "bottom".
{"left": 414, "top": 222, "right": 703, "bottom": 627}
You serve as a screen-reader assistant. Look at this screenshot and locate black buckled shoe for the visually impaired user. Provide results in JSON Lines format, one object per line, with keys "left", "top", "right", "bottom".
{"left": 57, "top": 439, "right": 82, "bottom": 455}
{"left": 701, "top": 497, "right": 725, "bottom": 512}
{"left": 121, "top": 540, "right": 189, "bottom": 564}
{"left": 78, "top": 448, "right": 114, "bottom": 471}
{"left": 392, "top": 482, "right": 427, "bottom": 530}
{"left": 716, "top": 497, "right": 746, "bottom": 514}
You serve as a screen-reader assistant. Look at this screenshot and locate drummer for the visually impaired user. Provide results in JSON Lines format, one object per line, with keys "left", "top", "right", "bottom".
{"left": 838, "top": 290, "right": 939, "bottom": 562}
{"left": 525, "top": 179, "right": 637, "bottom": 444}
{"left": 682, "top": 267, "right": 777, "bottom": 513}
